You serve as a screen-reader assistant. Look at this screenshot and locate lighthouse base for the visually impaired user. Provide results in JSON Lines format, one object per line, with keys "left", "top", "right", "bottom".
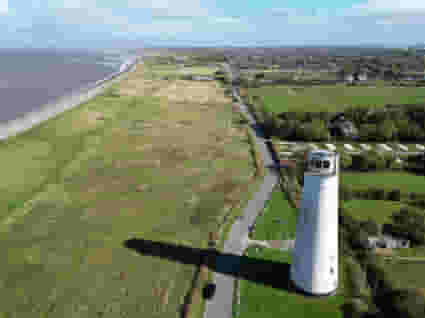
{"left": 289, "top": 279, "right": 338, "bottom": 297}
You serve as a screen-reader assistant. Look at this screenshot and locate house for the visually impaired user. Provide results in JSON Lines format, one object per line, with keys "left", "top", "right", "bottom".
{"left": 367, "top": 235, "right": 410, "bottom": 249}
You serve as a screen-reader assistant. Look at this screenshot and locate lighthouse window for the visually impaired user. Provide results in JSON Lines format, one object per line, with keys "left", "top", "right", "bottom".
{"left": 323, "top": 160, "right": 330, "bottom": 169}
{"left": 330, "top": 267, "right": 334, "bottom": 275}
{"left": 315, "top": 160, "right": 322, "bottom": 169}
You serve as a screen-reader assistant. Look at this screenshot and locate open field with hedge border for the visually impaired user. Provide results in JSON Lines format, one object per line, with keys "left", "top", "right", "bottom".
{"left": 341, "top": 171, "right": 425, "bottom": 194}
{"left": 382, "top": 261, "right": 425, "bottom": 290}
{"left": 342, "top": 200, "right": 406, "bottom": 224}
{"left": 248, "top": 85, "right": 425, "bottom": 113}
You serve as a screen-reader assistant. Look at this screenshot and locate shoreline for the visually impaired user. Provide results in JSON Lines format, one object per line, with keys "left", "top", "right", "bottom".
{"left": 0, "top": 57, "right": 140, "bottom": 141}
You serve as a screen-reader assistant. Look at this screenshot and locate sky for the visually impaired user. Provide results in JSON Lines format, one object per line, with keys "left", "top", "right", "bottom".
{"left": 1, "top": 0, "right": 425, "bottom": 48}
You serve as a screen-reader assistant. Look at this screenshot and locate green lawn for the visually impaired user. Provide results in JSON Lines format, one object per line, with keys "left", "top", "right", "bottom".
{"left": 342, "top": 200, "right": 405, "bottom": 224}
{"left": 382, "top": 261, "right": 425, "bottom": 290}
{"left": 396, "top": 246, "right": 425, "bottom": 258}
{"left": 249, "top": 85, "right": 425, "bottom": 113}
{"left": 341, "top": 171, "right": 425, "bottom": 194}
{"left": 252, "top": 190, "right": 297, "bottom": 241}
{"left": 237, "top": 248, "right": 346, "bottom": 318}
{"left": 180, "top": 66, "right": 218, "bottom": 76}
{"left": 143, "top": 64, "right": 217, "bottom": 77}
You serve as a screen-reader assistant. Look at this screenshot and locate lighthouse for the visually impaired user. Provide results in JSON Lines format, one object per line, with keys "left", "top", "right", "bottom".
{"left": 290, "top": 150, "right": 339, "bottom": 296}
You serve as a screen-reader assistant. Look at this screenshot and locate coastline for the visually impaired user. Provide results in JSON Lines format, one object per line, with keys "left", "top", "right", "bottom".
{"left": 0, "top": 57, "right": 140, "bottom": 141}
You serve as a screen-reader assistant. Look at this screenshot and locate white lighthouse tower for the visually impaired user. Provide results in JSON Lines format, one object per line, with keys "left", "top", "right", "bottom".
{"left": 290, "top": 150, "right": 339, "bottom": 296}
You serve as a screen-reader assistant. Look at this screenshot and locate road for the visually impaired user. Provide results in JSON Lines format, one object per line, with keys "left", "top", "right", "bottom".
{"left": 204, "top": 66, "right": 280, "bottom": 318}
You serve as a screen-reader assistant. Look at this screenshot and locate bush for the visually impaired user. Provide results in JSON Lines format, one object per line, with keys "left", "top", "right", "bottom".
{"left": 361, "top": 218, "right": 380, "bottom": 236}
{"left": 381, "top": 288, "right": 425, "bottom": 318}
{"left": 342, "top": 299, "right": 369, "bottom": 318}
{"left": 351, "top": 154, "right": 369, "bottom": 171}
{"left": 367, "top": 151, "right": 387, "bottom": 171}
{"left": 388, "top": 189, "right": 401, "bottom": 201}
{"left": 370, "top": 188, "right": 387, "bottom": 201}
{"left": 350, "top": 228, "right": 370, "bottom": 250}
{"left": 346, "top": 257, "right": 368, "bottom": 298}
{"left": 340, "top": 186, "right": 354, "bottom": 202}
{"left": 341, "top": 152, "right": 353, "bottom": 170}
{"left": 411, "top": 199, "right": 425, "bottom": 208}
{"left": 409, "top": 192, "right": 418, "bottom": 201}
{"left": 384, "top": 207, "right": 425, "bottom": 245}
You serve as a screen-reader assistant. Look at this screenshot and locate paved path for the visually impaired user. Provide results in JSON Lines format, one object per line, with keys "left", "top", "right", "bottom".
{"left": 204, "top": 68, "right": 280, "bottom": 318}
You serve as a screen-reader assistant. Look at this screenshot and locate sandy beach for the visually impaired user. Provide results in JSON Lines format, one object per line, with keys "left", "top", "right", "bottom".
{"left": 0, "top": 58, "right": 139, "bottom": 141}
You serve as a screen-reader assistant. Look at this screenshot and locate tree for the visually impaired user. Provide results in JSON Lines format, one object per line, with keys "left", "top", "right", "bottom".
{"left": 376, "top": 119, "right": 396, "bottom": 141}
{"left": 351, "top": 154, "right": 369, "bottom": 171}
{"left": 361, "top": 218, "right": 380, "bottom": 236}
{"left": 254, "top": 72, "right": 265, "bottom": 80}
{"left": 370, "top": 188, "right": 387, "bottom": 200}
{"left": 346, "top": 257, "right": 368, "bottom": 298}
{"left": 296, "top": 119, "right": 329, "bottom": 141}
{"left": 359, "top": 124, "right": 378, "bottom": 142}
{"left": 350, "top": 228, "right": 370, "bottom": 250}
{"left": 385, "top": 207, "right": 425, "bottom": 245}
{"left": 387, "top": 288, "right": 425, "bottom": 318}
{"left": 340, "top": 152, "right": 353, "bottom": 170}
{"left": 388, "top": 189, "right": 401, "bottom": 201}
{"left": 366, "top": 150, "right": 387, "bottom": 170}
{"left": 340, "top": 186, "right": 354, "bottom": 201}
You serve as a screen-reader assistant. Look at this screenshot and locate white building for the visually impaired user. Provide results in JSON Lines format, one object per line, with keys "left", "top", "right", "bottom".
{"left": 290, "top": 150, "right": 339, "bottom": 296}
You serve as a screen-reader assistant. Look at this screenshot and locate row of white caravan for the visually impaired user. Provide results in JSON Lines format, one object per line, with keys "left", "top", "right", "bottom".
{"left": 276, "top": 141, "right": 425, "bottom": 157}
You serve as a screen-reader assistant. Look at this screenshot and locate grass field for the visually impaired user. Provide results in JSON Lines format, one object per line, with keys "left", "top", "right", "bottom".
{"left": 142, "top": 62, "right": 217, "bottom": 78}
{"left": 341, "top": 171, "right": 425, "bottom": 194}
{"left": 382, "top": 261, "right": 425, "bottom": 290}
{"left": 396, "top": 246, "right": 425, "bottom": 258}
{"left": 252, "top": 190, "right": 297, "bottom": 241}
{"left": 237, "top": 248, "right": 346, "bottom": 318}
{"left": 342, "top": 200, "right": 406, "bottom": 224}
{"left": 180, "top": 66, "right": 218, "bottom": 76}
{"left": 248, "top": 85, "right": 425, "bottom": 113}
{"left": 0, "top": 61, "right": 258, "bottom": 317}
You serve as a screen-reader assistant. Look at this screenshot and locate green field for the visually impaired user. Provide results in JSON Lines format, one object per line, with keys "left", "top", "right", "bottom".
{"left": 252, "top": 190, "right": 297, "bottom": 241}
{"left": 0, "top": 62, "right": 257, "bottom": 317}
{"left": 343, "top": 200, "right": 406, "bottom": 224}
{"left": 249, "top": 85, "right": 425, "bottom": 113}
{"left": 237, "top": 248, "right": 346, "bottom": 318}
{"left": 341, "top": 171, "right": 425, "bottom": 194}
{"left": 180, "top": 66, "right": 218, "bottom": 75}
{"left": 143, "top": 63, "right": 217, "bottom": 78}
{"left": 396, "top": 246, "right": 425, "bottom": 258}
{"left": 382, "top": 261, "right": 425, "bottom": 290}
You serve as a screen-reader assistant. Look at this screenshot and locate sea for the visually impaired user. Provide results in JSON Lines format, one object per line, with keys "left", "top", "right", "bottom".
{"left": 0, "top": 48, "right": 132, "bottom": 123}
